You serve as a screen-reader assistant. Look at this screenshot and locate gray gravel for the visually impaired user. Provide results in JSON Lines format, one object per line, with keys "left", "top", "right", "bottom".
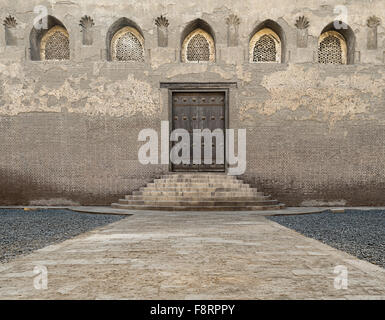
{"left": 0, "top": 209, "right": 126, "bottom": 263}
{"left": 268, "top": 210, "right": 385, "bottom": 269}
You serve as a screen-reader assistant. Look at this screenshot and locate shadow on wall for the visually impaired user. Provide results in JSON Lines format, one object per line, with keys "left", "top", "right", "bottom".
{"left": 0, "top": 168, "right": 99, "bottom": 206}
{"left": 0, "top": 167, "right": 168, "bottom": 206}
{"left": 241, "top": 174, "right": 385, "bottom": 207}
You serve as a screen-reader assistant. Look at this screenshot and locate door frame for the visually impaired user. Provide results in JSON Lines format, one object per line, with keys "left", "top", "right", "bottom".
{"left": 160, "top": 82, "right": 237, "bottom": 173}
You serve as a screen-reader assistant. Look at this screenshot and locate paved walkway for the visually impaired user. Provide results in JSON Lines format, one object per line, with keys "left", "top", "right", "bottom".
{"left": 0, "top": 206, "right": 329, "bottom": 216}
{"left": 0, "top": 210, "right": 385, "bottom": 299}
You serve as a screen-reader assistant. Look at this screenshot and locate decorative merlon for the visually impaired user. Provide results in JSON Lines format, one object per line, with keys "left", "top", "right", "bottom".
{"left": 155, "top": 15, "right": 169, "bottom": 28}
{"left": 3, "top": 15, "right": 17, "bottom": 28}
{"left": 367, "top": 16, "right": 381, "bottom": 28}
{"left": 295, "top": 16, "right": 310, "bottom": 48}
{"left": 79, "top": 15, "right": 95, "bottom": 30}
{"left": 367, "top": 16, "right": 380, "bottom": 50}
{"left": 295, "top": 16, "right": 310, "bottom": 29}
{"left": 226, "top": 14, "right": 240, "bottom": 26}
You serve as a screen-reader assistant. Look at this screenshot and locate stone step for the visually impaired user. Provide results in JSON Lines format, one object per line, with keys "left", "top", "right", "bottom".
{"left": 111, "top": 173, "right": 284, "bottom": 211}
{"left": 139, "top": 186, "right": 252, "bottom": 192}
{"left": 111, "top": 203, "right": 285, "bottom": 211}
{"left": 147, "top": 183, "right": 251, "bottom": 189}
{"left": 132, "top": 190, "right": 265, "bottom": 197}
{"left": 161, "top": 173, "right": 234, "bottom": 177}
{"left": 153, "top": 178, "right": 244, "bottom": 184}
{"left": 125, "top": 195, "right": 271, "bottom": 201}
{"left": 160, "top": 174, "right": 237, "bottom": 180}
{"left": 118, "top": 199, "right": 278, "bottom": 206}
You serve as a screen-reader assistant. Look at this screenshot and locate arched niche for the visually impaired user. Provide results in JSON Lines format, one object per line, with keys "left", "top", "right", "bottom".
{"left": 249, "top": 19, "right": 286, "bottom": 63}
{"left": 318, "top": 22, "right": 355, "bottom": 65}
{"left": 106, "top": 18, "right": 144, "bottom": 61}
{"left": 29, "top": 15, "right": 69, "bottom": 61}
{"left": 180, "top": 19, "right": 216, "bottom": 63}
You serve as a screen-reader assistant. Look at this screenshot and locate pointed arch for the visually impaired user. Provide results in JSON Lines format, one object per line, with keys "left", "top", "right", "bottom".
{"left": 249, "top": 19, "right": 286, "bottom": 63}
{"left": 318, "top": 22, "right": 355, "bottom": 65}
{"left": 249, "top": 28, "right": 281, "bottom": 63}
{"left": 318, "top": 31, "right": 347, "bottom": 64}
{"left": 40, "top": 26, "right": 69, "bottom": 60}
{"left": 29, "top": 15, "right": 69, "bottom": 61}
{"left": 181, "top": 19, "right": 216, "bottom": 63}
{"left": 106, "top": 18, "right": 144, "bottom": 61}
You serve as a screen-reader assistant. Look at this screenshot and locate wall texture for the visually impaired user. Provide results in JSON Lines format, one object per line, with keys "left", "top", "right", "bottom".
{"left": 0, "top": 0, "right": 384, "bottom": 206}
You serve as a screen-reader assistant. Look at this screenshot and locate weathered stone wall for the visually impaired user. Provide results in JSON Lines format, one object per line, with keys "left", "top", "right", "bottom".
{"left": 0, "top": 0, "right": 384, "bottom": 205}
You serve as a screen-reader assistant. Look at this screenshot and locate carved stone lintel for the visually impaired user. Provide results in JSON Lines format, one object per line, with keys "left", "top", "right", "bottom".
{"left": 155, "top": 15, "right": 169, "bottom": 47}
{"left": 226, "top": 14, "right": 240, "bottom": 47}
{"left": 79, "top": 15, "right": 95, "bottom": 45}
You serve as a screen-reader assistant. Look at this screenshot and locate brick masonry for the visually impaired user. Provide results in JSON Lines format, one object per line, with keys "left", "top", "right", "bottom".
{"left": 0, "top": 0, "right": 385, "bottom": 206}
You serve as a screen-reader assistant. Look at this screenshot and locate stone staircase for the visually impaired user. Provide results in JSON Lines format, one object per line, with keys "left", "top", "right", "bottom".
{"left": 111, "top": 173, "right": 285, "bottom": 211}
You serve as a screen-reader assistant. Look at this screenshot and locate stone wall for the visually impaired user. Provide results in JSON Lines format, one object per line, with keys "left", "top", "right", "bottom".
{"left": 0, "top": 0, "right": 384, "bottom": 206}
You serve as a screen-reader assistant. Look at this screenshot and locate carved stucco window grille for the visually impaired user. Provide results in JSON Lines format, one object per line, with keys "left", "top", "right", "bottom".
{"left": 40, "top": 26, "right": 70, "bottom": 60}
{"left": 249, "top": 28, "right": 281, "bottom": 63}
{"left": 318, "top": 31, "right": 347, "bottom": 65}
{"left": 181, "top": 28, "right": 215, "bottom": 63}
{"left": 111, "top": 26, "right": 144, "bottom": 62}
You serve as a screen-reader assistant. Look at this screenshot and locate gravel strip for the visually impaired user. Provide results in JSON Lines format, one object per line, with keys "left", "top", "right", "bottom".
{"left": 0, "top": 209, "right": 126, "bottom": 263}
{"left": 268, "top": 209, "right": 385, "bottom": 269}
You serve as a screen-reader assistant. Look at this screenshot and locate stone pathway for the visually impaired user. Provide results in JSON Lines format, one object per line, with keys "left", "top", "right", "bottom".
{"left": 0, "top": 210, "right": 384, "bottom": 299}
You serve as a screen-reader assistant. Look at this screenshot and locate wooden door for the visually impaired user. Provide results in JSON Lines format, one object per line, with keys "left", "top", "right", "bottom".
{"left": 172, "top": 92, "right": 225, "bottom": 172}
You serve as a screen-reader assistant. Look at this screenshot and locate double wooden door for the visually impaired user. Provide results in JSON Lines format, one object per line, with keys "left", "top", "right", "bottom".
{"left": 171, "top": 92, "right": 225, "bottom": 172}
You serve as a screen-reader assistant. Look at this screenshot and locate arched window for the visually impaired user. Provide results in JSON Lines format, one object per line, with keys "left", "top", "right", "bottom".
{"left": 181, "top": 28, "right": 215, "bottom": 63}
{"left": 249, "top": 28, "right": 281, "bottom": 63}
{"left": 318, "top": 22, "right": 355, "bottom": 65}
{"left": 29, "top": 16, "right": 69, "bottom": 61}
{"left": 318, "top": 31, "right": 347, "bottom": 65}
{"left": 40, "top": 26, "right": 70, "bottom": 60}
{"left": 110, "top": 26, "right": 144, "bottom": 62}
